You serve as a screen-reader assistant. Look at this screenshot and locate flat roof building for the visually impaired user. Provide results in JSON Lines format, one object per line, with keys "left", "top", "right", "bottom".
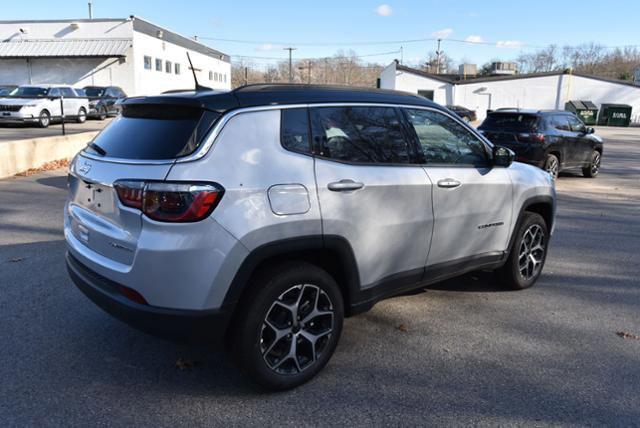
{"left": 0, "top": 16, "right": 231, "bottom": 96}
{"left": 380, "top": 61, "right": 640, "bottom": 124}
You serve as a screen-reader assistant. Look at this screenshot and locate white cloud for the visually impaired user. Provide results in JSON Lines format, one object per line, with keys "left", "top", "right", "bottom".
{"left": 464, "top": 35, "right": 484, "bottom": 44}
{"left": 375, "top": 4, "right": 393, "bottom": 16}
{"left": 496, "top": 40, "right": 524, "bottom": 48}
{"left": 255, "top": 43, "right": 281, "bottom": 52}
{"left": 432, "top": 28, "right": 453, "bottom": 39}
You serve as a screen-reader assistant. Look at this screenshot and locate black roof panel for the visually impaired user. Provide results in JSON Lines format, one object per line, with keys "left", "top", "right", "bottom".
{"left": 120, "top": 84, "right": 443, "bottom": 113}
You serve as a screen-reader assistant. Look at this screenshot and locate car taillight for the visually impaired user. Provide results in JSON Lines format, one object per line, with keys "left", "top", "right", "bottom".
{"left": 530, "top": 133, "right": 545, "bottom": 143}
{"left": 114, "top": 180, "right": 224, "bottom": 222}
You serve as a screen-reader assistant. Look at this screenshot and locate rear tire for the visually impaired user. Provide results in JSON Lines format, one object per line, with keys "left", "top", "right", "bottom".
{"left": 582, "top": 150, "right": 601, "bottom": 178}
{"left": 231, "top": 262, "right": 344, "bottom": 390}
{"left": 38, "top": 110, "right": 50, "bottom": 128}
{"left": 496, "top": 212, "right": 549, "bottom": 290}
{"left": 76, "top": 107, "right": 87, "bottom": 124}
{"left": 544, "top": 154, "right": 559, "bottom": 180}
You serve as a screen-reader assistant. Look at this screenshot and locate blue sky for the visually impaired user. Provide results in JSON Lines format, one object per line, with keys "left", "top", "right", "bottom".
{"left": 4, "top": 0, "right": 639, "bottom": 68}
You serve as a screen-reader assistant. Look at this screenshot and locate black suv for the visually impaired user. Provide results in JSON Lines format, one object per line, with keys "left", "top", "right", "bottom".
{"left": 478, "top": 109, "right": 603, "bottom": 179}
{"left": 446, "top": 105, "right": 477, "bottom": 123}
{"left": 83, "top": 86, "right": 127, "bottom": 120}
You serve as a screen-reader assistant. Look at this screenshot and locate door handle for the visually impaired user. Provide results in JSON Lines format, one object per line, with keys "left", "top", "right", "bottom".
{"left": 328, "top": 179, "right": 365, "bottom": 192}
{"left": 437, "top": 178, "right": 461, "bottom": 189}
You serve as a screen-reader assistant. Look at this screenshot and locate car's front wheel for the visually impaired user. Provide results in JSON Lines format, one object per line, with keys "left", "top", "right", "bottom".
{"left": 231, "top": 262, "right": 344, "bottom": 390}
{"left": 496, "top": 212, "right": 549, "bottom": 290}
{"left": 582, "top": 150, "right": 601, "bottom": 178}
{"left": 97, "top": 106, "right": 107, "bottom": 121}
{"left": 38, "top": 110, "right": 50, "bottom": 128}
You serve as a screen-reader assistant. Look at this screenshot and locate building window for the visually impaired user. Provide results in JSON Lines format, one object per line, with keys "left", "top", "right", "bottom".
{"left": 214, "top": 72, "right": 218, "bottom": 82}
{"left": 224, "top": 74, "right": 227, "bottom": 83}
{"left": 155, "top": 58, "right": 162, "bottom": 71}
{"left": 174, "top": 63, "right": 181, "bottom": 75}
{"left": 209, "top": 71, "right": 213, "bottom": 81}
{"left": 165, "top": 61, "right": 172, "bottom": 74}
{"left": 144, "top": 56, "right": 152, "bottom": 70}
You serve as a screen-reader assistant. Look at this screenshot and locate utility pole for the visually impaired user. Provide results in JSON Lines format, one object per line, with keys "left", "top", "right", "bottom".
{"left": 435, "top": 38, "right": 442, "bottom": 74}
{"left": 244, "top": 67, "right": 248, "bottom": 86}
{"left": 400, "top": 46, "right": 403, "bottom": 65}
{"left": 283, "top": 47, "right": 296, "bottom": 83}
{"left": 88, "top": 1, "right": 93, "bottom": 19}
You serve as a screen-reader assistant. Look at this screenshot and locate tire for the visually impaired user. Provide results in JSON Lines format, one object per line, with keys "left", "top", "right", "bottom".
{"left": 231, "top": 262, "right": 344, "bottom": 390}
{"left": 496, "top": 212, "right": 549, "bottom": 290}
{"left": 97, "top": 106, "right": 107, "bottom": 121}
{"left": 582, "top": 150, "right": 601, "bottom": 178}
{"left": 38, "top": 110, "right": 50, "bottom": 128}
{"left": 76, "top": 107, "right": 87, "bottom": 124}
{"left": 544, "top": 154, "right": 559, "bottom": 180}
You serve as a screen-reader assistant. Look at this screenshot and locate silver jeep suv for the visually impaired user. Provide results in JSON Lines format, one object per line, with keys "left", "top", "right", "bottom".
{"left": 65, "top": 85, "right": 555, "bottom": 390}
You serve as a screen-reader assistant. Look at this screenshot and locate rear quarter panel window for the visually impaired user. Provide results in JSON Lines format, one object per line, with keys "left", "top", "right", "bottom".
{"left": 281, "top": 108, "right": 311, "bottom": 154}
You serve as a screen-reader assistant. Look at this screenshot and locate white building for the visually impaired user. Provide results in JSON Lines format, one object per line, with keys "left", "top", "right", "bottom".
{"left": 0, "top": 16, "right": 231, "bottom": 96}
{"left": 380, "top": 61, "right": 640, "bottom": 124}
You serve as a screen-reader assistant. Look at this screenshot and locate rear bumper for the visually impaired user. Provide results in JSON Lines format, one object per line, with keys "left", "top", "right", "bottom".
{"left": 66, "top": 252, "right": 233, "bottom": 346}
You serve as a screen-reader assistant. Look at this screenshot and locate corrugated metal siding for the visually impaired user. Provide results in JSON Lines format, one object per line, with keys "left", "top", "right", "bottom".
{"left": 0, "top": 39, "right": 131, "bottom": 57}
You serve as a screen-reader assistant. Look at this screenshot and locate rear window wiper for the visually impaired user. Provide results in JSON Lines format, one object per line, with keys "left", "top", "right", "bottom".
{"left": 87, "top": 142, "right": 107, "bottom": 156}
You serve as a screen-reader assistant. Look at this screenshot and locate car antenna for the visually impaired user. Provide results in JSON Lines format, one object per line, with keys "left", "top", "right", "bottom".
{"left": 186, "top": 52, "right": 211, "bottom": 92}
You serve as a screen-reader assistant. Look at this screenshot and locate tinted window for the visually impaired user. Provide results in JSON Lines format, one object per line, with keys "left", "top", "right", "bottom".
{"left": 13, "top": 87, "right": 48, "bottom": 97}
{"left": 48, "top": 88, "right": 61, "bottom": 97}
{"left": 567, "top": 115, "right": 586, "bottom": 133}
{"left": 84, "top": 87, "right": 105, "bottom": 97}
{"left": 480, "top": 113, "right": 539, "bottom": 132}
{"left": 405, "top": 109, "right": 487, "bottom": 165}
{"left": 86, "top": 105, "right": 219, "bottom": 160}
{"left": 310, "top": 106, "right": 413, "bottom": 164}
{"left": 550, "top": 115, "right": 570, "bottom": 131}
{"left": 281, "top": 108, "right": 311, "bottom": 154}
{"left": 61, "top": 88, "right": 75, "bottom": 97}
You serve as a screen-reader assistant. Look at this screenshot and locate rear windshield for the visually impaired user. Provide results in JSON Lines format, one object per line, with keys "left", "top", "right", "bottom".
{"left": 84, "top": 87, "right": 105, "bottom": 97}
{"left": 85, "top": 104, "right": 219, "bottom": 160}
{"left": 480, "top": 113, "right": 539, "bottom": 132}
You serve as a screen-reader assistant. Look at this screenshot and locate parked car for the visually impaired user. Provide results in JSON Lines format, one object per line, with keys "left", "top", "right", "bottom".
{"left": 478, "top": 109, "right": 603, "bottom": 179}
{"left": 83, "top": 86, "right": 127, "bottom": 120}
{"left": 446, "top": 105, "right": 477, "bottom": 123}
{"left": 0, "top": 85, "right": 89, "bottom": 128}
{"left": 0, "top": 85, "right": 17, "bottom": 96}
{"left": 65, "top": 85, "right": 556, "bottom": 390}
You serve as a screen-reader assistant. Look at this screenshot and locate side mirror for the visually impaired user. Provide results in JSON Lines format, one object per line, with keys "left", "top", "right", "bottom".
{"left": 586, "top": 127, "right": 595, "bottom": 134}
{"left": 493, "top": 145, "right": 515, "bottom": 167}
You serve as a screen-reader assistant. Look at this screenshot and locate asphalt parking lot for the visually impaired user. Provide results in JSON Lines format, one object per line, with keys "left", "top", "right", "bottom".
{"left": 0, "top": 127, "right": 638, "bottom": 426}
{"left": 0, "top": 119, "right": 110, "bottom": 142}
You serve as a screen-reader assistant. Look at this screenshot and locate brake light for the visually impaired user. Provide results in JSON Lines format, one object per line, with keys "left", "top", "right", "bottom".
{"left": 530, "top": 133, "right": 545, "bottom": 143}
{"left": 114, "top": 180, "right": 224, "bottom": 222}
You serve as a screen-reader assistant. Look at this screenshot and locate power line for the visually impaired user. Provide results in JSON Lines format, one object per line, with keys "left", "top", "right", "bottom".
{"left": 231, "top": 49, "right": 401, "bottom": 61}
{"left": 199, "top": 35, "right": 640, "bottom": 50}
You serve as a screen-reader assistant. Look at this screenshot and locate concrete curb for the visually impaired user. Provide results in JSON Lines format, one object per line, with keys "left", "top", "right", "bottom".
{"left": 0, "top": 131, "right": 98, "bottom": 179}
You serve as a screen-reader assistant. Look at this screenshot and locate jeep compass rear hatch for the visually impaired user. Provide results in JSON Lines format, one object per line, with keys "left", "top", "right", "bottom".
{"left": 480, "top": 113, "right": 541, "bottom": 145}
{"left": 67, "top": 103, "right": 219, "bottom": 265}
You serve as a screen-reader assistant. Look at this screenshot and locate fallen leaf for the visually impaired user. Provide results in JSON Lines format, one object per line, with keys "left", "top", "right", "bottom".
{"left": 175, "top": 358, "right": 201, "bottom": 370}
{"left": 8, "top": 257, "right": 26, "bottom": 263}
{"left": 397, "top": 324, "right": 409, "bottom": 332}
{"left": 14, "top": 159, "right": 71, "bottom": 177}
{"left": 616, "top": 331, "right": 640, "bottom": 340}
